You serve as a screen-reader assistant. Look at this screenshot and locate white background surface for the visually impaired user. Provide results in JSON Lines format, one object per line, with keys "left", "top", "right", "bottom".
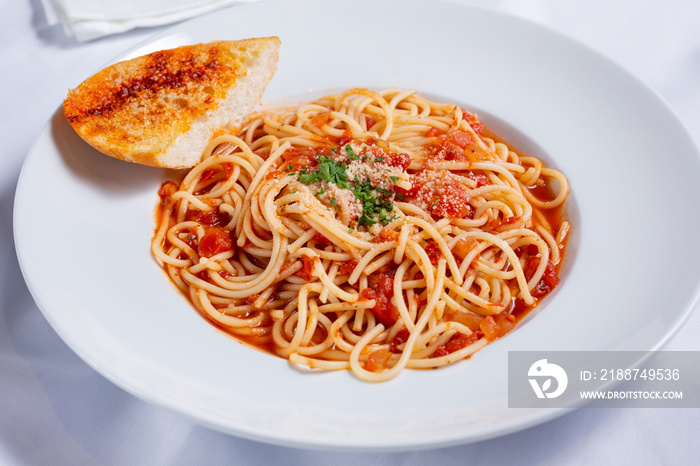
{"left": 2, "top": 0, "right": 699, "bottom": 464}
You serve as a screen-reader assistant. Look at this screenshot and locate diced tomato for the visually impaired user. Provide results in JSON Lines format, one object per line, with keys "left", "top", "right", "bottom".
{"left": 368, "top": 272, "right": 394, "bottom": 298}
{"left": 311, "top": 112, "right": 332, "bottom": 128}
{"left": 371, "top": 227, "right": 398, "bottom": 243}
{"left": 445, "top": 310, "right": 483, "bottom": 331}
{"left": 394, "top": 174, "right": 424, "bottom": 198}
{"left": 479, "top": 313, "right": 516, "bottom": 341}
{"left": 338, "top": 259, "right": 358, "bottom": 276}
{"left": 186, "top": 209, "right": 232, "bottom": 227}
{"left": 282, "top": 147, "right": 318, "bottom": 171}
{"left": 441, "top": 130, "right": 474, "bottom": 149}
{"left": 362, "top": 271, "right": 399, "bottom": 326}
{"left": 390, "top": 327, "right": 411, "bottom": 351}
{"left": 365, "top": 116, "right": 376, "bottom": 129}
{"left": 312, "top": 232, "right": 333, "bottom": 246}
{"left": 425, "top": 240, "right": 441, "bottom": 265}
{"left": 295, "top": 254, "right": 315, "bottom": 281}
{"left": 265, "top": 170, "right": 285, "bottom": 180}
{"left": 432, "top": 178, "right": 472, "bottom": 219}
{"left": 198, "top": 228, "right": 233, "bottom": 258}
{"left": 338, "top": 130, "right": 353, "bottom": 145}
{"left": 523, "top": 256, "right": 559, "bottom": 297}
{"left": 282, "top": 147, "right": 316, "bottom": 161}
{"left": 405, "top": 170, "right": 472, "bottom": 219}
{"left": 385, "top": 152, "right": 411, "bottom": 170}
{"left": 479, "top": 316, "right": 498, "bottom": 341}
{"left": 360, "top": 287, "right": 399, "bottom": 327}
{"left": 426, "top": 127, "right": 442, "bottom": 137}
{"left": 460, "top": 108, "right": 477, "bottom": 124}
{"left": 365, "top": 349, "right": 392, "bottom": 373}
{"left": 470, "top": 122, "right": 486, "bottom": 135}
{"left": 427, "top": 129, "right": 479, "bottom": 164}
{"left": 467, "top": 171, "right": 488, "bottom": 187}
{"left": 452, "top": 237, "right": 478, "bottom": 259}
{"left": 460, "top": 108, "right": 486, "bottom": 134}
{"left": 158, "top": 181, "right": 178, "bottom": 200}
{"left": 433, "top": 332, "right": 479, "bottom": 357}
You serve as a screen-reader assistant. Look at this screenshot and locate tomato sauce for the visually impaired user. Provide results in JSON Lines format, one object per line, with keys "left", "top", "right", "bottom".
{"left": 360, "top": 271, "right": 400, "bottom": 326}
{"left": 197, "top": 228, "right": 233, "bottom": 258}
{"left": 153, "top": 122, "right": 570, "bottom": 365}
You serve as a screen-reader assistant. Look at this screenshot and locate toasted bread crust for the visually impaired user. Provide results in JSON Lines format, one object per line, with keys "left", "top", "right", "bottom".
{"left": 63, "top": 37, "right": 280, "bottom": 167}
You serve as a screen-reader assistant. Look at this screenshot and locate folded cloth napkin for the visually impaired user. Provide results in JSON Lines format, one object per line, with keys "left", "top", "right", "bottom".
{"left": 41, "top": 0, "right": 259, "bottom": 41}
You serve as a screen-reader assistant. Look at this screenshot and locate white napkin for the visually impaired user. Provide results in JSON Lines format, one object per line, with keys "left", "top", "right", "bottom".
{"left": 41, "top": 0, "right": 259, "bottom": 42}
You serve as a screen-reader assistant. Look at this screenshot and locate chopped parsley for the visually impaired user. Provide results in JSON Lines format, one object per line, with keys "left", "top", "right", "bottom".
{"left": 345, "top": 144, "right": 360, "bottom": 161}
{"left": 296, "top": 148, "right": 401, "bottom": 228}
{"left": 351, "top": 178, "right": 396, "bottom": 227}
{"left": 298, "top": 156, "right": 349, "bottom": 189}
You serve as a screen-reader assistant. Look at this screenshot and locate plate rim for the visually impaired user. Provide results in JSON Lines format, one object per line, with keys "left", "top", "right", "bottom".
{"left": 13, "top": 0, "right": 700, "bottom": 450}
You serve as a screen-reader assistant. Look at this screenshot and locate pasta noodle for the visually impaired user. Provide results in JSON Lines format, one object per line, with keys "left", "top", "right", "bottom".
{"left": 152, "top": 88, "right": 570, "bottom": 382}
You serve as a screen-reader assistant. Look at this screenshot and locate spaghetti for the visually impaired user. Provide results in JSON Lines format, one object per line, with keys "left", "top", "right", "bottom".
{"left": 152, "top": 88, "right": 570, "bottom": 382}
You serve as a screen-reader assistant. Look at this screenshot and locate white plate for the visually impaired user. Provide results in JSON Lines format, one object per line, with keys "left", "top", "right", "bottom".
{"left": 14, "top": 0, "right": 700, "bottom": 451}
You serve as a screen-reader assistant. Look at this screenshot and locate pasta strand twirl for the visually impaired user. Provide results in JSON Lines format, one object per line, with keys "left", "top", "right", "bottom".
{"left": 152, "top": 89, "right": 570, "bottom": 382}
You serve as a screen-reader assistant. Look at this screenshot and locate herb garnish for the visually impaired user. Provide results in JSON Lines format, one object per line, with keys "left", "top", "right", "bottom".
{"left": 297, "top": 149, "right": 400, "bottom": 228}
{"left": 351, "top": 178, "right": 396, "bottom": 227}
{"left": 298, "top": 156, "right": 349, "bottom": 189}
{"left": 345, "top": 144, "right": 360, "bottom": 161}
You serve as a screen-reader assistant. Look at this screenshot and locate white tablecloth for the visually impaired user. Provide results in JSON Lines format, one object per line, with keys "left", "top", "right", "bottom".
{"left": 2, "top": 0, "right": 699, "bottom": 464}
